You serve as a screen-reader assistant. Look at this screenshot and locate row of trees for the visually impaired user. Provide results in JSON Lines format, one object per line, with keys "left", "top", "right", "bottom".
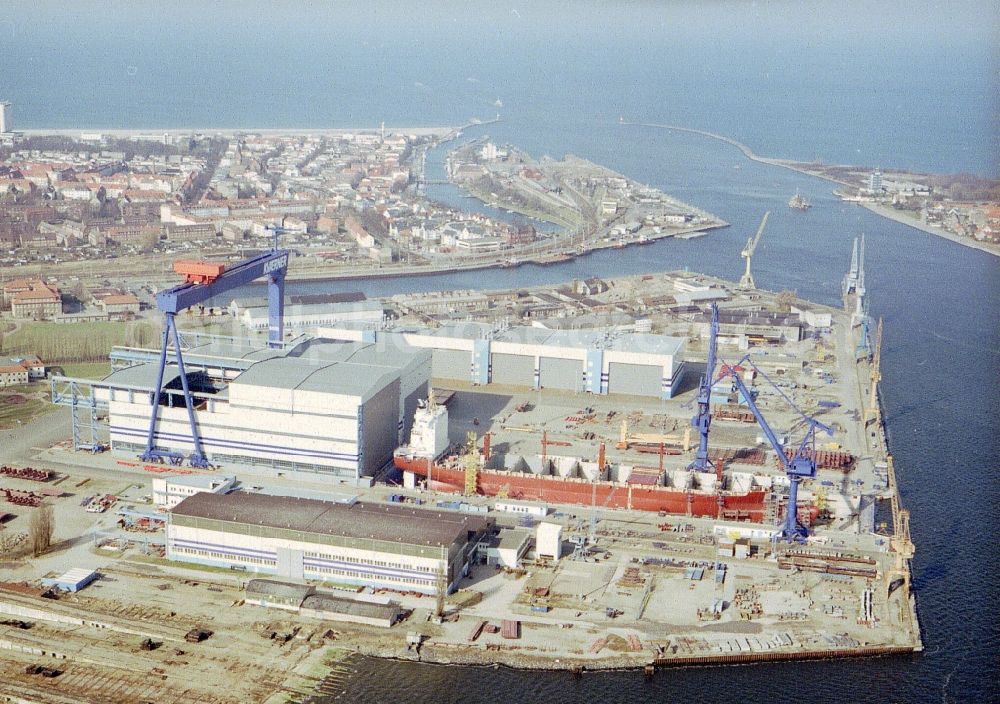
{"left": 927, "top": 173, "right": 1000, "bottom": 202}
{"left": 0, "top": 320, "right": 159, "bottom": 363}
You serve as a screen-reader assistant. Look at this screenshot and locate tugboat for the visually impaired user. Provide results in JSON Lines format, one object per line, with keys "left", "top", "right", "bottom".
{"left": 789, "top": 191, "right": 811, "bottom": 210}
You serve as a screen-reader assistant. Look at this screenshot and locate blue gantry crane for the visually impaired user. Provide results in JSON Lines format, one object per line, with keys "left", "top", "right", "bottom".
{"left": 718, "top": 355, "right": 834, "bottom": 543}
{"left": 689, "top": 303, "right": 720, "bottom": 474}
{"left": 140, "top": 249, "right": 289, "bottom": 467}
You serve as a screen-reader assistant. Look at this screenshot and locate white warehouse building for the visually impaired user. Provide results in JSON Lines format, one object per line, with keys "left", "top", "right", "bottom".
{"left": 167, "top": 492, "right": 494, "bottom": 595}
{"left": 99, "top": 339, "right": 431, "bottom": 481}
{"left": 241, "top": 300, "right": 384, "bottom": 332}
{"left": 318, "top": 322, "right": 686, "bottom": 399}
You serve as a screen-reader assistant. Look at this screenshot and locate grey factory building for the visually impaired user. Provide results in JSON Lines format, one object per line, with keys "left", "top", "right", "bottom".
{"left": 167, "top": 492, "right": 494, "bottom": 595}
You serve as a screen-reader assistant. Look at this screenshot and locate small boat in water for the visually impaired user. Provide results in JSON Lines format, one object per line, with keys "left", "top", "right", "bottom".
{"left": 789, "top": 191, "right": 811, "bottom": 210}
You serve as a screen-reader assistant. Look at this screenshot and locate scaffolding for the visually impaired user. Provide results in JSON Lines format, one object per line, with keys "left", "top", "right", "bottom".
{"left": 50, "top": 377, "right": 107, "bottom": 453}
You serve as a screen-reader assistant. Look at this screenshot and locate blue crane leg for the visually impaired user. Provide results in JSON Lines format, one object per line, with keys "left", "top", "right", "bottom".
{"left": 140, "top": 322, "right": 172, "bottom": 461}
{"left": 722, "top": 359, "right": 831, "bottom": 542}
{"left": 169, "top": 315, "right": 209, "bottom": 468}
{"left": 268, "top": 272, "right": 285, "bottom": 348}
{"left": 781, "top": 476, "right": 808, "bottom": 543}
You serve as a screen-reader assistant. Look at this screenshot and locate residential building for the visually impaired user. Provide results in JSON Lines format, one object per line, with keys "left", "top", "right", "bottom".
{"left": 0, "top": 363, "right": 29, "bottom": 386}
{"left": 10, "top": 281, "right": 61, "bottom": 319}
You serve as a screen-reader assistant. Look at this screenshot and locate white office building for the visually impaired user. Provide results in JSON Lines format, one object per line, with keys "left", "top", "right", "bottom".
{"left": 241, "top": 301, "right": 384, "bottom": 332}
{"left": 152, "top": 474, "right": 236, "bottom": 509}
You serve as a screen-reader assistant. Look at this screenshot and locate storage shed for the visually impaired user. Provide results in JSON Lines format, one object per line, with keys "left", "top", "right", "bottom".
{"left": 300, "top": 593, "right": 405, "bottom": 628}
{"left": 42, "top": 568, "right": 98, "bottom": 593}
{"left": 245, "top": 579, "right": 315, "bottom": 610}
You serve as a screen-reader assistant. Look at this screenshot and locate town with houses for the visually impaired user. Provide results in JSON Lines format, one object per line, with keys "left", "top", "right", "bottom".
{"left": 807, "top": 162, "right": 1000, "bottom": 247}
{"left": 0, "top": 90, "right": 734, "bottom": 301}
{"left": 0, "top": 126, "right": 527, "bottom": 274}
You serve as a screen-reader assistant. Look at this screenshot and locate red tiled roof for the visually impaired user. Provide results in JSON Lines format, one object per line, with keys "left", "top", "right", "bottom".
{"left": 3, "top": 277, "right": 44, "bottom": 293}
{"left": 12, "top": 285, "right": 60, "bottom": 303}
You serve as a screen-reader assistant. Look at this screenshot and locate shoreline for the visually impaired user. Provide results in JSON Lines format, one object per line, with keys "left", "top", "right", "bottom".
{"left": 9, "top": 117, "right": 732, "bottom": 287}
{"left": 17, "top": 126, "right": 455, "bottom": 137}
{"left": 624, "top": 121, "right": 999, "bottom": 259}
{"left": 269, "top": 222, "right": 729, "bottom": 285}
{"left": 344, "top": 641, "right": 920, "bottom": 674}
{"left": 858, "top": 202, "right": 1000, "bottom": 258}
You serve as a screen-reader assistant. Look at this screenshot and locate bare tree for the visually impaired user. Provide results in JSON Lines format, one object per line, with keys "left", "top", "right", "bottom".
{"left": 29, "top": 503, "right": 54, "bottom": 557}
{"left": 136, "top": 322, "right": 156, "bottom": 348}
{"left": 775, "top": 290, "right": 797, "bottom": 313}
{"left": 435, "top": 564, "right": 447, "bottom": 618}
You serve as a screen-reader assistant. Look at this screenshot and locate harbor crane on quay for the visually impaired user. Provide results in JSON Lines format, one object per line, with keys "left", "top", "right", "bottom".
{"left": 717, "top": 357, "right": 834, "bottom": 543}
{"left": 140, "top": 248, "right": 290, "bottom": 467}
{"left": 739, "top": 211, "right": 770, "bottom": 289}
{"left": 689, "top": 303, "right": 720, "bottom": 475}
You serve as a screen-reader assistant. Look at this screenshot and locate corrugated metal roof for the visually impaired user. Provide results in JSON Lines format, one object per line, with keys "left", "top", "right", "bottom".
{"left": 608, "top": 332, "right": 684, "bottom": 356}
{"left": 171, "top": 492, "right": 491, "bottom": 547}
{"left": 246, "top": 579, "right": 314, "bottom": 601}
{"left": 301, "top": 593, "right": 403, "bottom": 621}
{"left": 185, "top": 340, "right": 286, "bottom": 362}
{"left": 230, "top": 357, "right": 397, "bottom": 399}
{"left": 285, "top": 340, "right": 430, "bottom": 381}
{"left": 101, "top": 363, "right": 183, "bottom": 391}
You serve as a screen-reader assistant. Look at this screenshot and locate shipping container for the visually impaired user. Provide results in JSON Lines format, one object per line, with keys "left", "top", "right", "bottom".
{"left": 500, "top": 619, "right": 520, "bottom": 639}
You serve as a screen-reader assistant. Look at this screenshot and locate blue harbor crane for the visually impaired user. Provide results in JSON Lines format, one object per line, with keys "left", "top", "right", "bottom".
{"left": 718, "top": 356, "right": 834, "bottom": 543}
{"left": 140, "top": 248, "right": 290, "bottom": 467}
{"left": 689, "top": 303, "right": 720, "bottom": 474}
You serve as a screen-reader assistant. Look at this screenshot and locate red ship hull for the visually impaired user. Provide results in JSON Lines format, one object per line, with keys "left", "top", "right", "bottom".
{"left": 393, "top": 456, "right": 766, "bottom": 521}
